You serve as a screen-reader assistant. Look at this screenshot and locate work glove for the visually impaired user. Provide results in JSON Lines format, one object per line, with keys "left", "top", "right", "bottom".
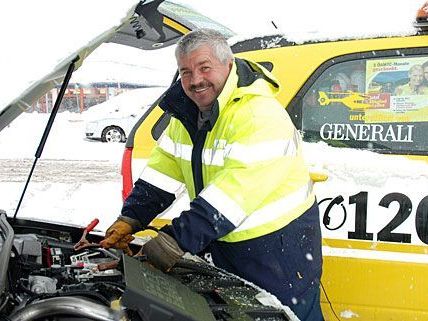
{"left": 100, "top": 217, "right": 137, "bottom": 256}
{"left": 143, "top": 231, "right": 185, "bottom": 272}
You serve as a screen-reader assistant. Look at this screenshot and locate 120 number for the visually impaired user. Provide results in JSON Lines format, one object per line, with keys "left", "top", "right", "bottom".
{"left": 320, "top": 192, "right": 428, "bottom": 244}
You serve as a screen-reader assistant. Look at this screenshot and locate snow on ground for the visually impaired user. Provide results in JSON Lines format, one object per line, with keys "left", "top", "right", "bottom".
{"left": 0, "top": 111, "right": 126, "bottom": 231}
{"left": 0, "top": 86, "right": 168, "bottom": 229}
{"left": 0, "top": 112, "right": 125, "bottom": 161}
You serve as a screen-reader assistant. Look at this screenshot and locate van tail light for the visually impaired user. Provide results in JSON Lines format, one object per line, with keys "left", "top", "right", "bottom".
{"left": 121, "top": 147, "right": 133, "bottom": 202}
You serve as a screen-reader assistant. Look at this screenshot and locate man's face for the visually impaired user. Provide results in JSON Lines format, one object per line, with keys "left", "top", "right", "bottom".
{"left": 177, "top": 45, "right": 232, "bottom": 112}
{"left": 409, "top": 67, "right": 424, "bottom": 86}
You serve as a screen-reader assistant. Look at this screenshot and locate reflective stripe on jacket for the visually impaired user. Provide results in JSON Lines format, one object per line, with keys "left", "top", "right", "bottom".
{"left": 139, "top": 57, "right": 315, "bottom": 243}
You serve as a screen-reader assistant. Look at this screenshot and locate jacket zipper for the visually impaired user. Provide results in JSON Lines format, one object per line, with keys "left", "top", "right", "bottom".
{"left": 191, "top": 128, "right": 208, "bottom": 196}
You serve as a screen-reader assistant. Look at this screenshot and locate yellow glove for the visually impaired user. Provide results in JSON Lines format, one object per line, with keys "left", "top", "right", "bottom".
{"left": 100, "top": 219, "right": 135, "bottom": 256}
{"left": 143, "top": 231, "right": 184, "bottom": 272}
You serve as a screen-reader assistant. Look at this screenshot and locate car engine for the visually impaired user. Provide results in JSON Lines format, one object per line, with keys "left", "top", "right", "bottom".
{"left": 0, "top": 214, "right": 296, "bottom": 321}
{"left": 1, "top": 216, "right": 126, "bottom": 321}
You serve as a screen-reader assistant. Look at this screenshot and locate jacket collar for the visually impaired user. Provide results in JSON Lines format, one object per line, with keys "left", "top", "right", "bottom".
{"left": 158, "top": 58, "right": 280, "bottom": 132}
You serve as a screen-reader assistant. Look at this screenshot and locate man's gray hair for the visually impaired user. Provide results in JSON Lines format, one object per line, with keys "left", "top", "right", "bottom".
{"left": 175, "top": 28, "right": 233, "bottom": 65}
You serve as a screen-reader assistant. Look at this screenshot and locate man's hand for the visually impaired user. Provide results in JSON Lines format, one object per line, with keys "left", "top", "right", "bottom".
{"left": 100, "top": 219, "right": 135, "bottom": 256}
{"left": 143, "top": 231, "right": 185, "bottom": 272}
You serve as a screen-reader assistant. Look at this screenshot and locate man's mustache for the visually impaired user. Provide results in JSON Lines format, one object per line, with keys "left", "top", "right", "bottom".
{"left": 190, "top": 82, "right": 210, "bottom": 91}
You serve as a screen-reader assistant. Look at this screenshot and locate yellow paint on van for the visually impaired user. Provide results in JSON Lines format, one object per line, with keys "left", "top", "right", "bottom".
{"left": 132, "top": 106, "right": 165, "bottom": 158}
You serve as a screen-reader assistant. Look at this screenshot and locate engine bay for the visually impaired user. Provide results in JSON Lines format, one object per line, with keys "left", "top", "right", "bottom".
{"left": 0, "top": 214, "right": 296, "bottom": 321}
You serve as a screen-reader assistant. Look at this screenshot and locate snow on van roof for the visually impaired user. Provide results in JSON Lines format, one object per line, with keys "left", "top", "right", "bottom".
{"left": 220, "top": 0, "right": 422, "bottom": 46}
{"left": 228, "top": 28, "right": 419, "bottom": 49}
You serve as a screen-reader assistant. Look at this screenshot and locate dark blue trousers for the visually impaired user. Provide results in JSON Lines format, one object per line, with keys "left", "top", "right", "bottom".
{"left": 208, "top": 201, "right": 324, "bottom": 320}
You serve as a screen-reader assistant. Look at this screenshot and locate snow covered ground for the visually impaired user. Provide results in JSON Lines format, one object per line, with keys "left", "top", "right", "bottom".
{"left": 0, "top": 112, "right": 126, "bottom": 231}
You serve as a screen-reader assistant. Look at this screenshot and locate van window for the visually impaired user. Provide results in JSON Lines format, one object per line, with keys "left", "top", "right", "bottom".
{"left": 301, "top": 56, "right": 428, "bottom": 155}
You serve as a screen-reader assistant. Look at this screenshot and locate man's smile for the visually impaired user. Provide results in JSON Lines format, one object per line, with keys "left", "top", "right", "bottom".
{"left": 194, "top": 87, "right": 209, "bottom": 93}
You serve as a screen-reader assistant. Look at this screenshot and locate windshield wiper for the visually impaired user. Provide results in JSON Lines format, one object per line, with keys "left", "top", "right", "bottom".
{"left": 13, "top": 56, "right": 80, "bottom": 222}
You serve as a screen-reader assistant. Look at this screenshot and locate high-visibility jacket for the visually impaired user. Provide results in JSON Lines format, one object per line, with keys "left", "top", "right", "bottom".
{"left": 123, "top": 57, "right": 315, "bottom": 245}
{"left": 122, "top": 58, "right": 322, "bottom": 306}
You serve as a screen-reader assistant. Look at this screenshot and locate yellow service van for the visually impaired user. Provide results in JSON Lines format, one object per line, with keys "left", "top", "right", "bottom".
{"left": 119, "top": 2, "right": 428, "bottom": 320}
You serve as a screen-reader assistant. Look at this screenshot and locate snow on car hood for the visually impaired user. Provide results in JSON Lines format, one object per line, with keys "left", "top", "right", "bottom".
{"left": 83, "top": 87, "right": 168, "bottom": 121}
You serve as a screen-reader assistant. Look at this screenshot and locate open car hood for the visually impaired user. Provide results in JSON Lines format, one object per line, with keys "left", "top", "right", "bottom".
{"left": 0, "top": 0, "right": 234, "bottom": 132}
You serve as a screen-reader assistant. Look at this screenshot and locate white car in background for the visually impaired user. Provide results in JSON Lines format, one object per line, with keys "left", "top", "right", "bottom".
{"left": 84, "top": 87, "right": 166, "bottom": 142}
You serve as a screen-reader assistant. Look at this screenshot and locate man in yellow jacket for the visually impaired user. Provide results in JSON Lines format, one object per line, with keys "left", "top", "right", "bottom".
{"left": 101, "top": 28, "right": 323, "bottom": 320}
